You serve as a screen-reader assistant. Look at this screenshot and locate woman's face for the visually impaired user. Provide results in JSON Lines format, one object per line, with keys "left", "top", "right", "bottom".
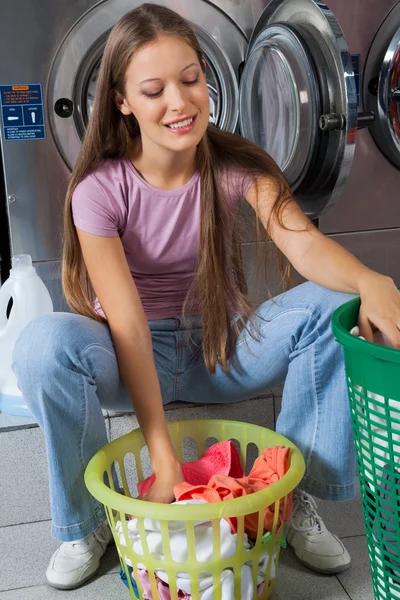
{"left": 117, "top": 35, "right": 210, "bottom": 154}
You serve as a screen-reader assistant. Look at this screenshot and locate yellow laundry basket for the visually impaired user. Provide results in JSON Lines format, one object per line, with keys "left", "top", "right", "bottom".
{"left": 85, "top": 419, "right": 305, "bottom": 600}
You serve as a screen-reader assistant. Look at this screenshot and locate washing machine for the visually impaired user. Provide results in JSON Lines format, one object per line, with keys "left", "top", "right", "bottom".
{"left": 318, "top": 0, "right": 400, "bottom": 280}
{"left": 0, "top": 0, "right": 391, "bottom": 310}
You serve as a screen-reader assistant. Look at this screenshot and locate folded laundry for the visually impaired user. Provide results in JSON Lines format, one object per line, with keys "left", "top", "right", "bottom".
{"left": 138, "top": 441, "right": 244, "bottom": 498}
{"left": 137, "top": 568, "right": 190, "bottom": 600}
{"left": 174, "top": 446, "right": 292, "bottom": 538}
{"left": 118, "top": 444, "right": 288, "bottom": 597}
{"left": 121, "top": 565, "right": 267, "bottom": 600}
{"left": 116, "top": 499, "right": 275, "bottom": 599}
{"left": 117, "top": 500, "right": 250, "bottom": 564}
{"left": 120, "top": 566, "right": 140, "bottom": 597}
{"left": 120, "top": 566, "right": 190, "bottom": 599}
{"left": 156, "top": 561, "right": 270, "bottom": 600}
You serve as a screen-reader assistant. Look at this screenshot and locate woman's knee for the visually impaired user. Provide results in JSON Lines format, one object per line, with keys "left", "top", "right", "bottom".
{"left": 300, "top": 281, "right": 356, "bottom": 316}
{"left": 12, "top": 312, "right": 111, "bottom": 386}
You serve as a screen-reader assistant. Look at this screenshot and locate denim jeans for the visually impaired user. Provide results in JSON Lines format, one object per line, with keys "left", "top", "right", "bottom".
{"left": 13, "top": 282, "right": 356, "bottom": 542}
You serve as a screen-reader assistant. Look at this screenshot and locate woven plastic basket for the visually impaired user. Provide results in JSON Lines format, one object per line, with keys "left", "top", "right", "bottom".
{"left": 85, "top": 419, "right": 305, "bottom": 599}
{"left": 333, "top": 297, "right": 400, "bottom": 600}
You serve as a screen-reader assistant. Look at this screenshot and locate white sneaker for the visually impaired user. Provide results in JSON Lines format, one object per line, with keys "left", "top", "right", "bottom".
{"left": 46, "top": 521, "right": 114, "bottom": 589}
{"left": 284, "top": 490, "right": 351, "bottom": 574}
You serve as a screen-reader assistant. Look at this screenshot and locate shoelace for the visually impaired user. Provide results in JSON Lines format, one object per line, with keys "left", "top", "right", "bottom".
{"left": 94, "top": 523, "right": 111, "bottom": 546}
{"left": 69, "top": 523, "right": 110, "bottom": 550}
{"left": 291, "top": 491, "right": 324, "bottom": 535}
{"left": 70, "top": 539, "right": 91, "bottom": 550}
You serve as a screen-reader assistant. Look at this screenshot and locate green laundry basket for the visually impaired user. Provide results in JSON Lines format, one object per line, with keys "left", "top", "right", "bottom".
{"left": 333, "top": 297, "right": 400, "bottom": 600}
{"left": 85, "top": 419, "right": 305, "bottom": 600}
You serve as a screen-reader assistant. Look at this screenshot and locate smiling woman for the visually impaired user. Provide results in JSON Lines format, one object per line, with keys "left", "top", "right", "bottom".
{"left": 115, "top": 36, "right": 210, "bottom": 176}
{"left": 62, "top": 5, "right": 292, "bottom": 340}
{"left": 11, "top": 1, "right": 400, "bottom": 593}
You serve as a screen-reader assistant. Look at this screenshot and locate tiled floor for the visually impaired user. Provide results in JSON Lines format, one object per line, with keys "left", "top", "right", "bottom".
{"left": 0, "top": 497, "right": 374, "bottom": 600}
{"left": 0, "top": 393, "right": 376, "bottom": 600}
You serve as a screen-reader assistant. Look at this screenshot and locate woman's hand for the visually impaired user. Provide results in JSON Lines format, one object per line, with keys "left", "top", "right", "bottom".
{"left": 142, "top": 460, "right": 184, "bottom": 504}
{"left": 358, "top": 274, "right": 400, "bottom": 348}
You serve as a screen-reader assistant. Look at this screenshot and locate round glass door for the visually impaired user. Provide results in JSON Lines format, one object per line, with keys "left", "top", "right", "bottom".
{"left": 239, "top": 0, "right": 357, "bottom": 219}
{"left": 239, "top": 24, "right": 319, "bottom": 190}
{"left": 365, "top": 23, "right": 400, "bottom": 169}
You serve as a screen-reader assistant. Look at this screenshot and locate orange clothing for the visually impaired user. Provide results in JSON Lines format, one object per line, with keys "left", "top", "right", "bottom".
{"left": 138, "top": 440, "right": 244, "bottom": 499}
{"left": 174, "top": 446, "right": 292, "bottom": 539}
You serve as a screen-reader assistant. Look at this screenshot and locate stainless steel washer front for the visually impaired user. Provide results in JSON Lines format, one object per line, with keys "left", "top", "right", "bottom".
{"left": 4, "top": 0, "right": 400, "bottom": 312}
{"left": 364, "top": 2, "right": 400, "bottom": 169}
{"left": 239, "top": 0, "right": 358, "bottom": 218}
{"left": 239, "top": 23, "right": 320, "bottom": 190}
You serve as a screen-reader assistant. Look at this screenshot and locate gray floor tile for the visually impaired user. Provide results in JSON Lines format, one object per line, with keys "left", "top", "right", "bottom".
{"left": 0, "top": 412, "right": 38, "bottom": 432}
{"left": 0, "top": 573, "right": 124, "bottom": 599}
{"left": 0, "top": 520, "right": 119, "bottom": 592}
{"left": 0, "top": 428, "right": 50, "bottom": 526}
{"left": 108, "top": 401, "right": 208, "bottom": 417}
{"left": 0, "top": 520, "right": 58, "bottom": 591}
{"left": 336, "top": 536, "right": 374, "bottom": 600}
{"left": 273, "top": 548, "right": 350, "bottom": 600}
{"left": 0, "top": 414, "right": 111, "bottom": 528}
{"left": 271, "top": 385, "right": 284, "bottom": 399}
{"left": 0, "top": 526, "right": 375, "bottom": 600}
{"left": 0, "top": 410, "right": 107, "bottom": 431}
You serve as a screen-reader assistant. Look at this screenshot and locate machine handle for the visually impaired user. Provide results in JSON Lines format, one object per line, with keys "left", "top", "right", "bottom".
{"left": 319, "top": 113, "right": 346, "bottom": 131}
{"left": 392, "top": 89, "right": 400, "bottom": 103}
{"left": 356, "top": 111, "right": 376, "bottom": 130}
{"left": 319, "top": 111, "right": 375, "bottom": 131}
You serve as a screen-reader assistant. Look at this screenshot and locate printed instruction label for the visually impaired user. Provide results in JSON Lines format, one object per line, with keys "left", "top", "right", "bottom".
{"left": 0, "top": 84, "right": 46, "bottom": 141}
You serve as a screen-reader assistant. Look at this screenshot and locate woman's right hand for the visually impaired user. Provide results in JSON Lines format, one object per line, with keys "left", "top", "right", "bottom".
{"left": 77, "top": 230, "right": 183, "bottom": 505}
{"left": 142, "top": 461, "right": 185, "bottom": 504}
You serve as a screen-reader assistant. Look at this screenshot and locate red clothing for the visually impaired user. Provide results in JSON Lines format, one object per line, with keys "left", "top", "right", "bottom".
{"left": 138, "top": 440, "right": 244, "bottom": 498}
{"left": 174, "top": 446, "right": 292, "bottom": 538}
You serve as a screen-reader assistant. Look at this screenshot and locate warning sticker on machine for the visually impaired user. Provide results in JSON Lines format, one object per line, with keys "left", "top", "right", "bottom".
{"left": 0, "top": 83, "right": 46, "bottom": 141}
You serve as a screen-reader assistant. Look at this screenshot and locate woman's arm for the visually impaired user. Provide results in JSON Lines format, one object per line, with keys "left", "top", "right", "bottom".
{"left": 245, "top": 177, "right": 400, "bottom": 347}
{"left": 77, "top": 229, "right": 183, "bottom": 502}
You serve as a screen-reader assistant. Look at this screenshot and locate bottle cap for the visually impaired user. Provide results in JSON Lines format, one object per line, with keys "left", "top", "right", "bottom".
{"left": 12, "top": 254, "right": 33, "bottom": 271}
{"left": 10, "top": 254, "right": 36, "bottom": 277}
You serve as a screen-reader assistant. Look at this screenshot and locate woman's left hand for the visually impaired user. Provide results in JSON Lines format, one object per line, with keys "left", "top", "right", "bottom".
{"left": 358, "top": 274, "right": 400, "bottom": 348}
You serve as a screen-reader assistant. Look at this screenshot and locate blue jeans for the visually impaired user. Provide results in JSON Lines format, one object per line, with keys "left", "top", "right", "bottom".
{"left": 12, "top": 282, "right": 356, "bottom": 542}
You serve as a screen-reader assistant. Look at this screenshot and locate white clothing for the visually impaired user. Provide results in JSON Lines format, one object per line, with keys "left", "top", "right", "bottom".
{"left": 116, "top": 499, "right": 275, "bottom": 599}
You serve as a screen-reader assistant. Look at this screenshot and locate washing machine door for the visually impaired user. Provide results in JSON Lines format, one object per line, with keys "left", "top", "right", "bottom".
{"left": 48, "top": 0, "right": 246, "bottom": 171}
{"left": 239, "top": 0, "right": 358, "bottom": 218}
{"left": 364, "top": 6, "right": 400, "bottom": 170}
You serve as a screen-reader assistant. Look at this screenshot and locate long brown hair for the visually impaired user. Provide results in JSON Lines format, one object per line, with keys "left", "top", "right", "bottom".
{"left": 62, "top": 3, "right": 293, "bottom": 373}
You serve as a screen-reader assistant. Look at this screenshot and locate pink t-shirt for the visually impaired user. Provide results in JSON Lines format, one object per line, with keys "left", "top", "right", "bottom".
{"left": 72, "top": 157, "right": 252, "bottom": 320}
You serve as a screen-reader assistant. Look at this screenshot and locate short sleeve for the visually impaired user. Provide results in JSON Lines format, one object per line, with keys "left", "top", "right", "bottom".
{"left": 71, "top": 173, "right": 120, "bottom": 237}
{"left": 220, "top": 168, "right": 255, "bottom": 203}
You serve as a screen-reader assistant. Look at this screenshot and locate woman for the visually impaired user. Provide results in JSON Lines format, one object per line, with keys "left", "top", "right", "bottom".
{"left": 13, "top": 3, "right": 400, "bottom": 591}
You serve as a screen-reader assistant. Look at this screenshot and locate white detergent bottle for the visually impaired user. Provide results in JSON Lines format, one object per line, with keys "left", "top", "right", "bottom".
{"left": 0, "top": 254, "right": 53, "bottom": 417}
